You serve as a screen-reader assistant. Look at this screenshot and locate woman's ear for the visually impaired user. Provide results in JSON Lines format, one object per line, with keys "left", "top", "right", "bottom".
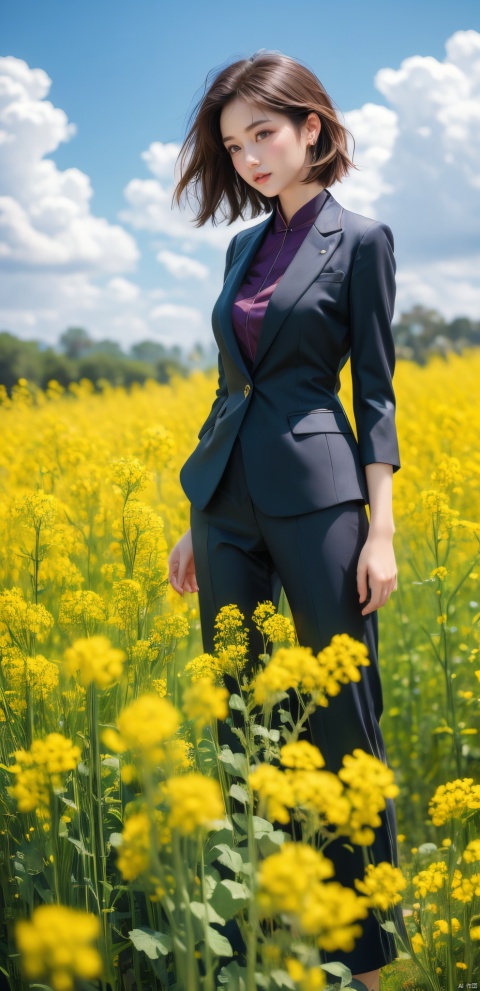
{"left": 306, "top": 111, "right": 321, "bottom": 144}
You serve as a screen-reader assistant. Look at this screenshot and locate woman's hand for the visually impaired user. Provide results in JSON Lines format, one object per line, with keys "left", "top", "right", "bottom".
{"left": 357, "top": 532, "right": 397, "bottom": 616}
{"left": 168, "top": 528, "right": 199, "bottom": 596}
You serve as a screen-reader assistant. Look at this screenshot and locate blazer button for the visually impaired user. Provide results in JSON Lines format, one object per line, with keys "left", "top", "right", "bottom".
{"left": 244, "top": 384, "right": 251, "bottom": 397}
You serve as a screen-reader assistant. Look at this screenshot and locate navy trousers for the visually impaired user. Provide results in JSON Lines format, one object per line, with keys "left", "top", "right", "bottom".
{"left": 190, "top": 435, "right": 407, "bottom": 973}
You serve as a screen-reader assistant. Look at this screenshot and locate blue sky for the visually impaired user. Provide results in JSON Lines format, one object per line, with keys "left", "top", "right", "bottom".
{"left": 1, "top": 0, "right": 479, "bottom": 351}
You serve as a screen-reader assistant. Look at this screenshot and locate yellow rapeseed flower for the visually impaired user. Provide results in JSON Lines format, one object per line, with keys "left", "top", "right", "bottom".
{"left": 58, "top": 589, "right": 107, "bottom": 635}
{"left": 7, "top": 733, "right": 81, "bottom": 817}
{"left": 213, "top": 604, "right": 249, "bottom": 675}
{"left": 462, "top": 839, "right": 480, "bottom": 863}
{"left": 451, "top": 871, "right": 480, "bottom": 903}
{"left": 285, "top": 958, "right": 326, "bottom": 991}
{"left": 280, "top": 741, "right": 325, "bottom": 770}
{"left": 257, "top": 843, "right": 368, "bottom": 953}
{"left": 183, "top": 651, "right": 225, "bottom": 684}
{"left": 109, "top": 457, "right": 149, "bottom": 497}
{"left": 248, "top": 764, "right": 294, "bottom": 824}
{"left": 337, "top": 749, "right": 399, "bottom": 845}
{"left": 354, "top": 862, "right": 407, "bottom": 911}
{"left": 63, "top": 635, "right": 125, "bottom": 689}
{"left": 161, "top": 773, "right": 224, "bottom": 834}
{"left": 116, "top": 809, "right": 168, "bottom": 881}
{"left": 101, "top": 693, "right": 180, "bottom": 764}
{"left": 182, "top": 676, "right": 229, "bottom": 731}
{"left": 411, "top": 932, "right": 425, "bottom": 953}
{"left": 413, "top": 861, "right": 448, "bottom": 899}
{"left": 428, "top": 778, "right": 480, "bottom": 826}
{"left": 15, "top": 904, "right": 102, "bottom": 991}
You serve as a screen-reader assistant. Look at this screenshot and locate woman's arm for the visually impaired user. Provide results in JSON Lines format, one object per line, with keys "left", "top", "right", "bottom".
{"left": 349, "top": 221, "right": 400, "bottom": 473}
{"left": 348, "top": 221, "right": 400, "bottom": 614}
{"left": 357, "top": 462, "right": 397, "bottom": 616}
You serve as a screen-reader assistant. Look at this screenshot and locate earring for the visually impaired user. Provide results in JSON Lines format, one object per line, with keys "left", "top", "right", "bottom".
{"left": 310, "top": 142, "right": 317, "bottom": 164}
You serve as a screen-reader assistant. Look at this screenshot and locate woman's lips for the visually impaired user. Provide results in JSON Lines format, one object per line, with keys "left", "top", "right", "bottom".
{"left": 254, "top": 173, "right": 271, "bottom": 184}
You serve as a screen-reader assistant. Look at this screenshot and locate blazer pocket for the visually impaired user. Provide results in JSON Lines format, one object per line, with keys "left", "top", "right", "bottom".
{"left": 313, "top": 271, "right": 345, "bottom": 283}
{"left": 288, "top": 408, "right": 353, "bottom": 434}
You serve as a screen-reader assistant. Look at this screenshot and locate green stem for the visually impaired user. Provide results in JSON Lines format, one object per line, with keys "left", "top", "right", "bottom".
{"left": 86, "top": 683, "right": 108, "bottom": 938}
{"left": 172, "top": 831, "right": 199, "bottom": 991}
{"left": 200, "top": 839, "right": 215, "bottom": 991}
{"left": 245, "top": 797, "right": 259, "bottom": 991}
{"left": 49, "top": 792, "right": 62, "bottom": 904}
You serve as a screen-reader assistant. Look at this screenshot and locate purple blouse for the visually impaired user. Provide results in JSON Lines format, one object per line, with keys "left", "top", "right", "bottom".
{"left": 231, "top": 188, "right": 328, "bottom": 370}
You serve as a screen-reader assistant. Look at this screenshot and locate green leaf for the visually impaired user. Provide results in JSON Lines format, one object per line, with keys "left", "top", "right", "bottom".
{"left": 190, "top": 900, "right": 226, "bottom": 925}
{"left": 197, "top": 737, "right": 218, "bottom": 773}
{"left": 67, "top": 836, "right": 94, "bottom": 857}
{"left": 203, "top": 865, "right": 221, "bottom": 900}
{"left": 205, "top": 926, "right": 233, "bottom": 957}
{"left": 229, "top": 784, "right": 249, "bottom": 805}
{"left": 233, "top": 813, "right": 273, "bottom": 837}
{"left": 229, "top": 694, "right": 247, "bottom": 713}
{"left": 380, "top": 920, "right": 398, "bottom": 934}
{"left": 217, "top": 961, "right": 247, "bottom": 989}
{"left": 251, "top": 724, "right": 270, "bottom": 739}
{"left": 210, "top": 879, "right": 250, "bottom": 920}
{"left": 210, "top": 844, "right": 244, "bottom": 874}
{"left": 321, "top": 962, "right": 353, "bottom": 985}
{"left": 270, "top": 969, "right": 296, "bottom": 989}
{"left": 219, "top": 747, "right": 248, "bottom": 779}
{"left": 128, "top": 927, "right": 171, "bottom": 958}
{"left": 259, "top": 830, "right": 286, "bottom": 856}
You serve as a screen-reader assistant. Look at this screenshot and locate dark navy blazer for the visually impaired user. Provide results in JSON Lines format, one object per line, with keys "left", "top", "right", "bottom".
{"left": 179, "top": 189, "right": 401, "bottom": 517}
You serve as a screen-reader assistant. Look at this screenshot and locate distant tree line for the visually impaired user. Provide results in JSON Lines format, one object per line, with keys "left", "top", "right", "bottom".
{"left": 0, "top": 307, "right": 479, "bottom": 395}
{"left": 0, "top": 327, "right": 216, "bottom": 395}
{"left": 393, "top": 306, "right": 480, "bottom": 364}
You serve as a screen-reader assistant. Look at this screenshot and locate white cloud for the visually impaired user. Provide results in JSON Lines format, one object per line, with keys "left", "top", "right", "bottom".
{"left": 106, "top": 277, "right": 140, "bottom": 302}
{"left": 340, "top": 103, "right": 398, "bottom": 217}
{"left": 148, "top": 303, "right": 206, "bottom": 348}
{"left": 0, "top": 57, "right": 202, "bottom": 352}
{"left": 156, "top": 249, "right": 209, "bottom": 280}
{"left": 142, "top": 142, "right": 180, "bottom": 179}
{"left": 0, "top": 57, "right": 138, "bottom": 273}
{"left": 334, "top": 29, "right": 480, "bottom": 319}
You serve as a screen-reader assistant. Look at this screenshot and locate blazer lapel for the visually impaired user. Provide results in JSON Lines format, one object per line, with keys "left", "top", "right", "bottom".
{"left": 214, "top": 190, "right": 344, "bottom": 377}
{"left": 253, "top": 191, "right": 344, "bottom": 372}
{"left": 214, "top": 213, "right": 274, "bottom": 375}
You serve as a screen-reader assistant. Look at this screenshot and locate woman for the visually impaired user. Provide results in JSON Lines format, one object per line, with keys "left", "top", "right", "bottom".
{"left": 169, "top": 51, "right": 406, "bottom": 990}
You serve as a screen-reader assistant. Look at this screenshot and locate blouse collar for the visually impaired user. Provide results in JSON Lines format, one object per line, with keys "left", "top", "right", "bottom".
{"left": 273, "top": 188, "right": 328, "bottom": 233}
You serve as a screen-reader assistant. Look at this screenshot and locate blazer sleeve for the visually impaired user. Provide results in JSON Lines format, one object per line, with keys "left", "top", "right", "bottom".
{"left": 348, "top": 220, "right": 401, "bottom": 473}
{"left": 197, "top": 235, "right": 237, "bottom": 440}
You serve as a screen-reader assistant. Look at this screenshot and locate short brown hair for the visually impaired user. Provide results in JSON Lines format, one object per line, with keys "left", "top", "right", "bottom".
{"left": 172, "top": 50, "right": 358, "bottom": 227}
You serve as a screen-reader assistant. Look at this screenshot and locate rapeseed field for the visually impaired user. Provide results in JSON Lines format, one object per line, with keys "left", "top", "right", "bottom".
{"left": 0, "top": 353, "right": 479, "bottom": 991}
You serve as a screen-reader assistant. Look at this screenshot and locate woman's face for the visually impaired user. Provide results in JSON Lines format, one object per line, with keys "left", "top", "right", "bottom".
{"left": 220, "top": 98, "right": 320, "bottom": 199}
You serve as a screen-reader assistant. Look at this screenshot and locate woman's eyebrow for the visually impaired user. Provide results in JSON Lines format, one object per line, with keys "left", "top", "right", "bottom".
{"left": 222, "top": 118, "right": 272, "bottom": 143}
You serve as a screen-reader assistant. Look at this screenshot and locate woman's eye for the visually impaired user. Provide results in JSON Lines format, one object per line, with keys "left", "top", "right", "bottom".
{"left": 227, "top": 130, "right": 272, "bottom": 155}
